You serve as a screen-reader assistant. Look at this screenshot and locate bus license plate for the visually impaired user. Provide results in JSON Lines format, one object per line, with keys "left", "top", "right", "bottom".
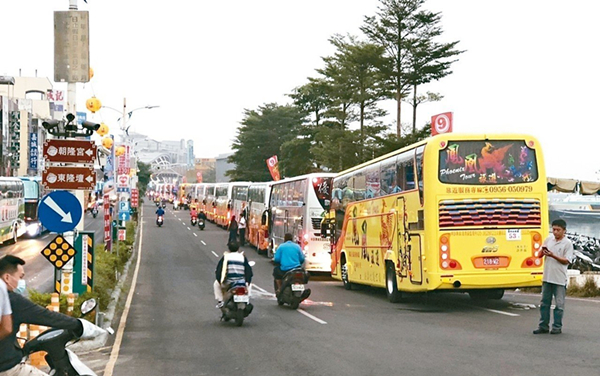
{"left": 291, "top": 284, "right": 305, "bottom": 292}
{"left": 483, "top": 257, "right": 499, "bottom": 266}
{"left": 233, "top": 295, "right": 249, "bottom": 303}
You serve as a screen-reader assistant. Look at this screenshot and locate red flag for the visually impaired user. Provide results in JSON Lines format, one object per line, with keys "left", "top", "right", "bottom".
{"left": 431, "top": 112, "right": 453, "bottom": 136}
{"left": 266, "top": 155, "right": 281, "bottom": 181}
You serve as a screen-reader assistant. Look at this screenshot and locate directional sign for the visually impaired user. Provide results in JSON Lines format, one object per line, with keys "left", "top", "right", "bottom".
{"left": 119, "top": 211, "right": 131, "bottom": 222}
{"left": 43, "top": 139, "right": 97, "bottom": 164}
{"left": 43, "top": 166, "right": 96, "bottom": 190}
{"left": 39, "top": 191, "right": 83, "bottom": 233}
{"left": 41, "top": 235, "right": 78, "bottom": 269}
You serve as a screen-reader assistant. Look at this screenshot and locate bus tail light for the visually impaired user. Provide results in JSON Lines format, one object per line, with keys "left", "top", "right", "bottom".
{"left": 440, "top": 233, "right": 462, "bottom": 270}
{"left": 522, "top": 231, "right": 543, "bottom": 268}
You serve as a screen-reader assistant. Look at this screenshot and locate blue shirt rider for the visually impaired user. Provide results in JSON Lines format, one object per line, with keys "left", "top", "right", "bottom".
{"left": 273, "top": 233, "right": 305, "bottom": 292}
{"left": 156, "top": 207, "right": 165, "bottom": 217}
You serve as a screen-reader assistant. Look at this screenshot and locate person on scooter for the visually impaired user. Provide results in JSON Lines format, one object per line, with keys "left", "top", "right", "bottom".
{"left": 213, "top": 242, "right": 253, "bottom": 309}
{"left": 0, "top": 255, "right": 100, "bottom": 376}
{"left": 190, "top": 206, "right": 198, "bottom": 221}
{"left": 273, "top": 233, "right": 306, "bottom": 294}
{"left": 156, "top": 205, "right": 165, "bottom": 221}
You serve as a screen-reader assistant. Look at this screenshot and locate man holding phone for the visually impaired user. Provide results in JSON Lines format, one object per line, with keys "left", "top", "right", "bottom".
{"left": 533, "top": 218, "right": 574, "bottom": 335}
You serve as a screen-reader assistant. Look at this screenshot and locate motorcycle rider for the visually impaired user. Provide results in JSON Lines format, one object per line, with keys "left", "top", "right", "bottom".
{"left": 214, "top": 242, "right": 253, "bottom": 309}
{"left": 190, "top": 206, "right": 198, "bottom": 223}
{"left": 156, "top": 206, "right": 165, "bottom": 223}
{"left": 273, "top": 233, "right": 309, "bottom": 299}
{"left": 0, "top": 255, "right": 100, "bottom": 376}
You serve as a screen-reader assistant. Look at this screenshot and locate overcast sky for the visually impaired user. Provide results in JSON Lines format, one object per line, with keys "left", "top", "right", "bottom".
{"left": 3, "top": 0, "right": 600, "bottom": 180}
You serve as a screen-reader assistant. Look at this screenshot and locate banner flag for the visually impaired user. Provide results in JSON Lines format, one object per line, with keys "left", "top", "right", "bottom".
{"left": 431, "top": 112, "right": 453, "bottom": 136}
{"left": 266, "top": 155, "right": 281, "bottom": 181}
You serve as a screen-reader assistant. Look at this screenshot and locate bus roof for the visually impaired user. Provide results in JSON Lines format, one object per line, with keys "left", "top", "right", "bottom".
{"left": 335, "top": 133, "right": 540, "bottom": 177}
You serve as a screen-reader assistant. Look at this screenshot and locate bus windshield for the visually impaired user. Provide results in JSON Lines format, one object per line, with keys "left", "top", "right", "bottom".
{"left": 22, "top": 180, "right": 40, "bottom": 200}
{"left": 438, "top": 139, "right": 538, "bottom": 185}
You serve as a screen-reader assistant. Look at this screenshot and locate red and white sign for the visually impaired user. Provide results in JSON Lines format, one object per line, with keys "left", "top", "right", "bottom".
{"left": 266, "top": 155, "right": 281, "bottom": 181}
{"left": 118, "top": 229, "right": 126, "bottom": 241}
{"left": 117, "top": 145, "right": 131, "bottom": 175}
{"left": 103, "top": 194, "right": 111, "bottom": 244}
{"left": 131, "top": 189, "right": 139, "bottom": 208}
{"left": 117, "top": 175, "right": 129, "bottom": 188}
{"left": 431, "top": 112, "right": 453, "bottom": 136}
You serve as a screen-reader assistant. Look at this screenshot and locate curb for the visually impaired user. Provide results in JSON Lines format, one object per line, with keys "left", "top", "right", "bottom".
{"left": 70, "top": 208, "right": 142, "bottom": 352}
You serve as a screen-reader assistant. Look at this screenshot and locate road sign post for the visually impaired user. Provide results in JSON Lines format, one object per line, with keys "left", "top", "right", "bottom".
{"left": 73, "top": 232, "right": 95, "bottom": 295}
{"left": 38, "top": 191, "right": 83, "bottom": 234}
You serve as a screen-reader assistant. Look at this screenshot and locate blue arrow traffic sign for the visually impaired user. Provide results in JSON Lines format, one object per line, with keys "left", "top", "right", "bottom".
{"left": 38, "top": 191, "right": 83, "bottom": 233}
{"left": 119, "top": 211, "right": 131, "bottom": 222}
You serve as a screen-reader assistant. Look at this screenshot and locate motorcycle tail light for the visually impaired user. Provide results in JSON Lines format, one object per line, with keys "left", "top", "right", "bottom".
{"left": 293, "top": 272, "right": 305, "bottom": 280}
{"left": 234, "top": 287, "right": 247, "bottom": 295}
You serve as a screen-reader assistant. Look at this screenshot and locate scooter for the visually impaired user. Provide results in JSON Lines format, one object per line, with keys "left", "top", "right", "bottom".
{"left": 191, "top": 216, "right": 198, "bottom": 226}
{"left": 220, "top": 282, "right": 253, "bottom": 327}
{"left": 275, "top": 268, "right": 311, "bottom": 310}
{"left": 91, "top": 207, "right": 98, "bottom": 218}
{"left": 198, "top": 218, "right": 205, "bottom": 230}
{"left": 156, "top": 216, "right": 164, "bottom": 227}
{"left": 22, "top": 299, "right": 109, "bottom": 376}
{"left": 173, "top": 200, "right": 180, "bottom": 210}
{"left": 162, "top": 202, "right": 167, "bottom": 209}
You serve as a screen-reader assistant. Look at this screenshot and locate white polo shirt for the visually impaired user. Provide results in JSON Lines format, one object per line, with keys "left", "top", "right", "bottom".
{"left": 0, "top": 280, "right": 11, "bottom": 317}
{"left": 542, "top": 235, "right": 574, "bottom": 286}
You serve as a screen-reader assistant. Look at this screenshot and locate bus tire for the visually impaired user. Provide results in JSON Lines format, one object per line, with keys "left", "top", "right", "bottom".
{"left": 386, "top": 263, "right": 402, "bottom": 303}
{"left": 341, "top": 257, "right": 352, "bottom": 290}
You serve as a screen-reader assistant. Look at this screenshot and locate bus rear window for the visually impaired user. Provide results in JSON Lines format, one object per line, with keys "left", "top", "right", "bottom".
{"left": 439, "top": 140, "right": 538, "bottom": 185}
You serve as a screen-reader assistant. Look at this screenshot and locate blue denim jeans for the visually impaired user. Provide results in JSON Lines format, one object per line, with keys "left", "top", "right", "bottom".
{"left": 539, "top": 282, "right": 566, "bottom": 330}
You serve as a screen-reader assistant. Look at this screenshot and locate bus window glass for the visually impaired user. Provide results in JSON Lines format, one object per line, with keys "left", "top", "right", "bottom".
{"left": 365, "top": 163, "right": 381, "bottom": 198}
{"left": 380, "top": 158, "right": 397, "bottom": 195}
{"left": 416, "top": 146, "right": 424, "bottom": 202}
{"left": 438, "top": 140, "right": 538, "bottom": 185}
{"left": 353, "top": 169, "right": 366, "bottom": 201}
{"left": 396, "top": 151, "right": 415, "bottom": 191}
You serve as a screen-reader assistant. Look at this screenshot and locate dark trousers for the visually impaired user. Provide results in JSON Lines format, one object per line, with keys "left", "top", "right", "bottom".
{"left": 239, "top": 228, "right": 246, "bottom": 246}
{"left": 228, "top": 231, "right": 237, "bottom": 245}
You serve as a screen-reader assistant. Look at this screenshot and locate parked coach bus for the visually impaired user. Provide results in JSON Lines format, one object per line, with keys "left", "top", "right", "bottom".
{"left": 322, "top": 133, "right": 548, "bottom": 301}
{"left": 0, "top": 177, "right": 26, "bottom": 244}
{"left": 268, "top": 173, "right": 335, "bottom": 272}
{"left": 247, "top": 182, "right": 271, "bottom": 253}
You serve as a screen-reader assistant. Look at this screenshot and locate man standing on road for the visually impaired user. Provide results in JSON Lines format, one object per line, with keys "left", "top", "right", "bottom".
{"left": 238, "top": 214, "right": 247, "bottom": 246}
{"left": 533, "top": 219, "right": 574, "bottom": 335}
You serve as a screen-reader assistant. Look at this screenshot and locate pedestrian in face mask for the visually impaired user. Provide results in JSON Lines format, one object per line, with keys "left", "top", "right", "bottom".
{"left": 0, "top": 255, "right": 85, "bottom": 376}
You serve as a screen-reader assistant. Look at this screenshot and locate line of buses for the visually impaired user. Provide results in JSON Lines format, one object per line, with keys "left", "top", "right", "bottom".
{"left": 152, "top": 173, "right": 336, "bottom": 272}
{"left": 154, "top": 133, "right": 550, "bottom": 301}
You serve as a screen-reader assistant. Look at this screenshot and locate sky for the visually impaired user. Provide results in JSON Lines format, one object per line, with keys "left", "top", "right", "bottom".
{"left": 3, "top": 0, "right": 600, "bottom": 181}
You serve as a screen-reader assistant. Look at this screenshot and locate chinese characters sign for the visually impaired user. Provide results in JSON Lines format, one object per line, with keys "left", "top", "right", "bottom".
{"left": 54, "top": 11, "right": 90, "bottom": 83}
{"left": 43, "top": 139, "right": 97, "bottom": 164}
{"left": 29, "top": 132, "right": 39, "bottom": 170}
{"left": 42, "top": 166, "right": 95, "bottom": 190}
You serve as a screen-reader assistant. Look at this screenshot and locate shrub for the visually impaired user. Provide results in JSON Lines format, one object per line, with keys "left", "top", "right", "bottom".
{"left": 567, "top": 276, "right": 600, "bottom": 297}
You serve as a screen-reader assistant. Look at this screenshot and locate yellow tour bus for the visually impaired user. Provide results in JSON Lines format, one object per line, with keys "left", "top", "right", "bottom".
{"left": 322, "top": 133, "right": 548, "bottom": 301}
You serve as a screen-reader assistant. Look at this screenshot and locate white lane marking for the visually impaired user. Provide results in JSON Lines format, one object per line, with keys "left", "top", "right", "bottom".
{"left": 201, "top": 240, "right": 206, "bottom": 245}
{"left": 298, "top": 309, "right": 327, "bottom": 324}
{"left": 476, "top": 307, "right": 520, "bottom": 317}
{"left": 193, "top": 233, "right": 198, "bottom": 237}
{"left": 211, "top": 251, "right": 219, "bottom": 258}
{"left": 252, "top": 284, "right": 271, "bottom": 294}
{"left": 104, "top": 203, "right": 144, "bottom": 376}
{"left": 178, "top": 218, "right": 182, "bottom": 221}
{"left": 187, "top": 227, "right": 191, "bottom": 231}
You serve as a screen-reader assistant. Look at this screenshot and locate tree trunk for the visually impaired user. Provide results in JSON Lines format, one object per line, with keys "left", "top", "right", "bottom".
{"left": 412, "top": 84, "right": 417, "bottom": 134}
{"left": 360, "top": 102, "right": 365, "bottom": 162}
{"left": 396, "top": 89, "right": 402, "bottom": 138}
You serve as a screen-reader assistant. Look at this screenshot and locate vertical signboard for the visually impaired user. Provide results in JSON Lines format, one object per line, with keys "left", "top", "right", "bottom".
{"left": 73, "top": 232, "right": 94, "bottom": 294}
{"left": 29, "top": 132, "right": 39, "bottom": 170}
{"left": 131, "top": 188, "right": 139, "bottom": 208}
{"left": 54, "top": 11, "right": 90, "bottom": 83}
{"left": 103, "top": 194, "right": 111, "bottom": 251}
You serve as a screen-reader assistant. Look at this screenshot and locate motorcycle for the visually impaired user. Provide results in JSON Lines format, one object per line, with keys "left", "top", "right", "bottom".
{"left": 191, "top": 216, "right": 198, "bottom": 226}
{"left": 162, "top": 202, "right": 167, "bottom": 209}
{"left": 22, "top": 299, "right": 109, "bottom": 376}
{"left": 173, "top": 200, "right": 180, "bottom": 210}
{"left": 220, "top": 282, "right": 253, "bottom": 327}
{"left": 198, "top": 218, "right": 205, "bottom": 230}
{"left": 275, "top": 268, "right": 311, "bottom": 310}
{"left": 155, "top": 201, "right": 160, "bottom": 207}
{"left": 91, "top": 207, "right": 98, "bottom": 218}
{"left": 156, "top": 216, "right": 164, "bottom": 227}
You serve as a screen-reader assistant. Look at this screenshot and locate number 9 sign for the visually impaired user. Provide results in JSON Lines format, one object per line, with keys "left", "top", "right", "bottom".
{"left": 431, "top": 112, "right": 453, "bottom": 136}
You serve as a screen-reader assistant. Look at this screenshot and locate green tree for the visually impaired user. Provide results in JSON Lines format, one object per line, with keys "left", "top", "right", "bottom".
{"left": 361, "top": 0, "right": 463, "bottom": 137}
{"left": 376, "top": 122, "right": 431, "bottom": 157}
{"left": 137, "top": 161, "right": 151, "bottom": 197}
{"left": 228, "top": 103, "right": 306, "bottom": 181}
{"left": 403, "top": 91, "right": 443, "bottom": 133}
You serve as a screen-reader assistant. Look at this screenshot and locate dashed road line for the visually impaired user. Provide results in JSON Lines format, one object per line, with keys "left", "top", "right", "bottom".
{"left": 298, "top": 309, "right": 327, "bottom": 324}
{"left": 211, "top": 251, "right": 219, "bottom": 257}
{"left": 201, "top": 240, "right": 206, "bottom": 245}
{"left": 187, "top": 227, "right": 191, "bottom": 231}
{"left": 193, "top": 233, "right": 198, "bottom": 237}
